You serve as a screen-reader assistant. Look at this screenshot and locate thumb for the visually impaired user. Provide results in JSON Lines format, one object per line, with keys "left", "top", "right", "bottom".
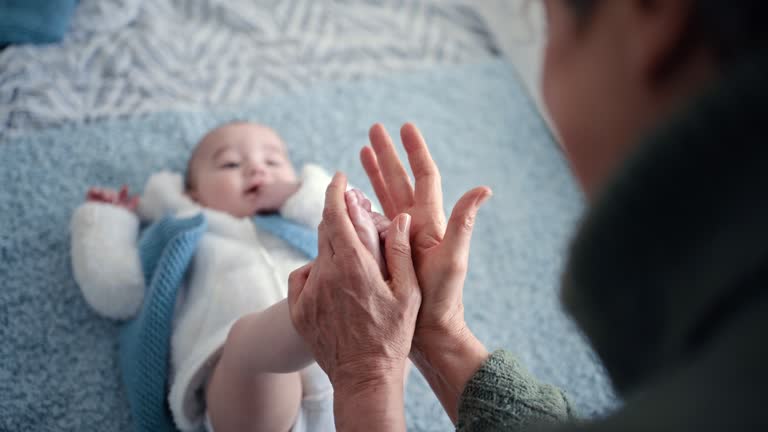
{"left": 288, "top": 262, "right": 313, "bottom": 309}
{"left": 442, "top": 187, "right": 492, "bottom": 262}
{"left": 384, "top": 213, "right": 418, "bottom": 291}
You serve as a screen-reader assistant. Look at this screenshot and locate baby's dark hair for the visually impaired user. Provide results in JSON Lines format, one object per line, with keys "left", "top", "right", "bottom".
{"left": 184, "top": 119, "right": 254, "bottom": 191}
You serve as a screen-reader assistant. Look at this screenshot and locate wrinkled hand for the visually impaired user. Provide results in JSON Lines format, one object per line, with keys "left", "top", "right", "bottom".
{"left": 86, "top": 185, "right": 139, "bottom": 212}
{"left": 361, "top": 123, "right": 492, "bottom": 349}
{"left": 288, "top": 173, "right": 420, "bottom": 394}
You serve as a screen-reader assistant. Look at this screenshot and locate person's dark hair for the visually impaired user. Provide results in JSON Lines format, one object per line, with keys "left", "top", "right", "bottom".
{"left": 565, "top": 0, "right": 768, "bottom": 66}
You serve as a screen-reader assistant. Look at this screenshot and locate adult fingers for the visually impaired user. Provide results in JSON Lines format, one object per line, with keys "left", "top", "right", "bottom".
{"left": 317, "top": 220, "right": 334, "bottom": 259}
{"left": 401, "top": 123, "right": 443, "bottom": 211}
{"left": 368, "top": 124, "right": 414, "bottom": 212}
{"left": 322, "top": 172, "right": 362, "bottom": 253}
{"left": 360, "top": 147, "right": 396, "bottom": 218}
{"left": 442, "top": 187, "right": 492, "bottom": 264}
{"left": 287, "top": 262, "right": 313, "bottom": 311}
{"left": 384, "top": 213, "right": 419, "bottom": 296}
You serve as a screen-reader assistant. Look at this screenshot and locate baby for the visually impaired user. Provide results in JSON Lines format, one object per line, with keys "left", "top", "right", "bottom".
{"left": 71, "top": 121, "right": 393, "bottom": 432}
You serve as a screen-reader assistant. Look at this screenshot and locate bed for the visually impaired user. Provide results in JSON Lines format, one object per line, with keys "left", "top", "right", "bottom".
{"left": 0, "top": 1, "right": 617, "bottom": 430}
{"left": 0, "top": 0, "right": 503, "bottom": 138}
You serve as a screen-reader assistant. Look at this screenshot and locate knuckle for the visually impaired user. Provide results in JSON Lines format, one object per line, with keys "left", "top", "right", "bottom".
{"left": 341, "top": 245, "right": 366, "bottom": 265}
{"left": 445, "top": 256, "right": 467, "bottom": 275}
{"left": 322, "top": 206, "right": 342, "bottom": 222}
{"left": 389, "top": 241, "right": 411, "bottom": 258}
{"left": 288, "top": 269, "right": 300, "bottom": 285}
{"left": 458, "top": 213, "right": 476, "bottom": 232}
{"left": 425, "top": 170, "right": 441, "bottom": 185}
{"left": 340, "top": 248, "right": 373, "bottom": 279}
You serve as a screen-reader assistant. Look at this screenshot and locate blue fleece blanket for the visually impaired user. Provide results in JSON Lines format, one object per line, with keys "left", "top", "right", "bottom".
{"left": 0, "top": 59, "right": 618, "bottom": 431}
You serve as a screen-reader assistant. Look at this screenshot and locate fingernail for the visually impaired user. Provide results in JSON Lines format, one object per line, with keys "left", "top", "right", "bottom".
{"left": 397, "top": 213, "right": 411, "bottom": 233}
{"left": 476, "top": 190, "right": 493, "bottom": 206}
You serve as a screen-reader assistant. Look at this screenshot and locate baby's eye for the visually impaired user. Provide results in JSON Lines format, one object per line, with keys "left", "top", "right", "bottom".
{"left": 266, "top": 160, "right": 282, "bottom": 167}
{"left": 221, "top": 162, "right": 240, "bottom": 169}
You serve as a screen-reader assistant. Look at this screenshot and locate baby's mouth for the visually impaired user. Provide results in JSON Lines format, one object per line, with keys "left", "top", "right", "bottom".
{"left": 244, "top": 184, "right": 261, "bottom": 196}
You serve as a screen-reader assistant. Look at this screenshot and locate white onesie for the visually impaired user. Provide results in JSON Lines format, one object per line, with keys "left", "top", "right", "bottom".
{"left": 70, "top": 164, "right": 336, "bottom": 432}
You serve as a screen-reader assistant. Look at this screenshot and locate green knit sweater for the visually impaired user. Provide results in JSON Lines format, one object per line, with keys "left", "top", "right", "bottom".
{"left": 457, "top": 54, "right": 768, "bottom": 431}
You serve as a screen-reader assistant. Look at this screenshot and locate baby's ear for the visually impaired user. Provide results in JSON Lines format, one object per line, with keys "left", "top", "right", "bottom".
{"left": 186, "top": 188, "right": 198, "bottom": 202}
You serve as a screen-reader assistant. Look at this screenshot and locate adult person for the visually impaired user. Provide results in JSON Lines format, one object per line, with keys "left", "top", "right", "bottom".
{"left": 288, "top": 0, "right": 768, "bottom": 430}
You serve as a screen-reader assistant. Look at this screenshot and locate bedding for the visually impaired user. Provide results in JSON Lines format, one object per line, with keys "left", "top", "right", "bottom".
{"left": 0, "top": 59, "right": 618, "bottom": 431}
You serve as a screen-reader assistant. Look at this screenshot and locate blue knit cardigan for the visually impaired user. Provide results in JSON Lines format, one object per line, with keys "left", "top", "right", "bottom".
{"left": 118, "top": 213, "right": 318, "bottom": 431}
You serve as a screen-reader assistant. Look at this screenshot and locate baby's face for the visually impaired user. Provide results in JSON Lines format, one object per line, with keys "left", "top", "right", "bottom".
{"left": 187, "top": 122, "right": 297, "bottom": 218}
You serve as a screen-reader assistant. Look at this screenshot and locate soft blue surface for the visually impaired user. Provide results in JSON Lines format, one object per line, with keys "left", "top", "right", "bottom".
{"left": 0, "top": 59, "right": 618, "bottom": 431}
{"left": 0, "top": 0, "right": 79, "bottom": 44}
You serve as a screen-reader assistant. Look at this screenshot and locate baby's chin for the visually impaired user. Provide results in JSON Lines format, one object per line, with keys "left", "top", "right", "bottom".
{"left": 233, "top": 201, "right": 263, "bottom": 218}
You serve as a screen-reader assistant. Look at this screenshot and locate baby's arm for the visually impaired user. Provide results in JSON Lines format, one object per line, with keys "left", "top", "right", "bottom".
{"left": 70, "top": 186, "right": 145, "bottom": 319}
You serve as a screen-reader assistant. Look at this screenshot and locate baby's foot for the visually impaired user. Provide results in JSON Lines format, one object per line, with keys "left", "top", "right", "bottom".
{"left": 345, "top": 189, "right": 390, "bottom": 278}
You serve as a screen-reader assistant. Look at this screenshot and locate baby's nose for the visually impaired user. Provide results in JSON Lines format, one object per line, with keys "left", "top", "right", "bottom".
{"left": 246, "top": 163, "right": 266, "bottom": 177}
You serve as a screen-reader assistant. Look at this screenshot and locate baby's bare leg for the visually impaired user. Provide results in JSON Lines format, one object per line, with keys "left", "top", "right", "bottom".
{"left": 205, "top": 300, "right": 313, "bottom": 432}
{"left": 206, "top": 363, "right": 300, "bottom": 432}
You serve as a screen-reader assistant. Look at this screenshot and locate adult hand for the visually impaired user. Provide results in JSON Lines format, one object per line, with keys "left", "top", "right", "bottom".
{"left": 361, "top": 123, "right": 491, "bottom": 348}
{"left": 361, "top": 123, "right": 492, "bottom": 422}
{"left": 287, "top": 173, "right": 420, "bottom": 431}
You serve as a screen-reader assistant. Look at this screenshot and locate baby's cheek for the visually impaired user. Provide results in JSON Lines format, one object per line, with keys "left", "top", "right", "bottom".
{"left": 198, "top": 179, "right": 246, "bottom": 215}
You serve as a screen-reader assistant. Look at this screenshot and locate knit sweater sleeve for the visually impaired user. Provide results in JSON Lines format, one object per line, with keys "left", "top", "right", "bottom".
{"left": 457, "top": 350, "right": 574, "bottom": 431}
